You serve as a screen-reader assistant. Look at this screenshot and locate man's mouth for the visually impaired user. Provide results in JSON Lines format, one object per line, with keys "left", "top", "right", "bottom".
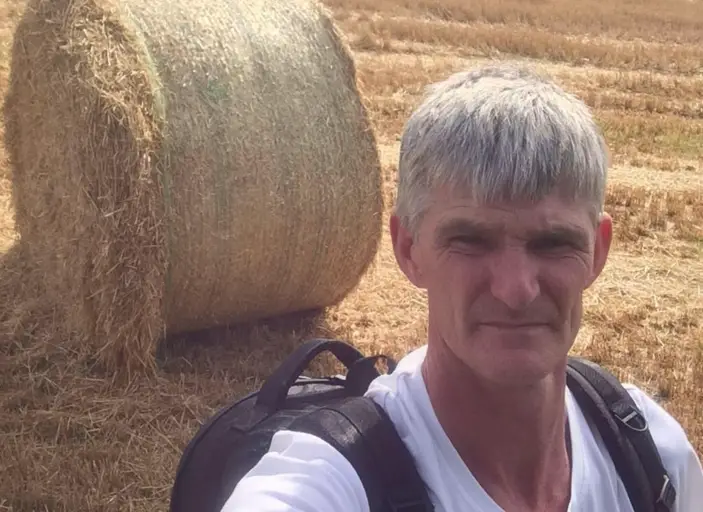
{"left": 481, "top": 322, "right": 549, "bottom": 329}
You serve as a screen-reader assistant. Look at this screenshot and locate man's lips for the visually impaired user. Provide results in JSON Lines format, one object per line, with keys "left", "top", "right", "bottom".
{"left": 480, "top": 322, "right": 550, "bottom": 328}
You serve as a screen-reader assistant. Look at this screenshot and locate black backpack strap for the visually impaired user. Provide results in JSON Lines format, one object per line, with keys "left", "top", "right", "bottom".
{"left": 566, "top": 357, "right": 676, "bottom": 512}
{"left": 288, "top": 396, "right": 434, "bottom": 512}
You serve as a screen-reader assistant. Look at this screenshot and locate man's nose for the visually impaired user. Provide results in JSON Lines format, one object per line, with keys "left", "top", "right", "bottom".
{"left": 488, "top": 247, "right": 540, "bottom": 311}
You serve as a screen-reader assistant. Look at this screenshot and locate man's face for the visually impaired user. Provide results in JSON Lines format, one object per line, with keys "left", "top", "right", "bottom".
{"left": 391, "top": 186, "right": 612, "bottom": 385}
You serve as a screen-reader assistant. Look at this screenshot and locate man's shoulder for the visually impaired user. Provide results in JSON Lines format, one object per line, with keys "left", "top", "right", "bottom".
{"left": 622, "top": 384, "right": 690, "bottom": 446}
{"left": 621, "top": 382, "right": 703, "bottom": 505}
{"left": 220, "top": 429, "right": 369, "bottom": 511}
{"left": 621, "top": 383, "right": 697, "bottom": 458}
{"left": 220, "top": 346, "right": 431, "bottom": 512}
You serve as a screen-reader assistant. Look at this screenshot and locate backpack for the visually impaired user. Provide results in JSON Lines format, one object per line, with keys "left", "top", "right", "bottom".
{"left": 169, "top": 338, "right": 677, "bottom": 512}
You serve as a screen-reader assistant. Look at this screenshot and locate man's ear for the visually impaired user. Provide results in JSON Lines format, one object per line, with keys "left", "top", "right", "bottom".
{"left": 389, "top": 214, "right": 426, "bottom": 288}
{"left": 587, "top": 212, "right": 613, "bottom": 288}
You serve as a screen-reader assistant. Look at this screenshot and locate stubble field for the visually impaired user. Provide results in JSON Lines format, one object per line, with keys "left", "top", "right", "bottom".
{"left": 0, "top": 0, "right": 701, "bottom": 510}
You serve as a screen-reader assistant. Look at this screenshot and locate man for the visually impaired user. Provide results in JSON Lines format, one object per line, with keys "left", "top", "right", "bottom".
{"left": 220, "top": 62, "right": 703, "bottom": 511}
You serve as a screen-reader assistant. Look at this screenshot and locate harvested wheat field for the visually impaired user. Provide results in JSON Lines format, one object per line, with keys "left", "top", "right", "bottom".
{"left": 1, "top": 0, "right": 702, "bottom": 509}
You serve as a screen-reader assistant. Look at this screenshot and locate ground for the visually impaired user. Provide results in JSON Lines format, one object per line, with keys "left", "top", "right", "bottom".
{"left": 0, "top": 0, "right": 701, "bottom": 510}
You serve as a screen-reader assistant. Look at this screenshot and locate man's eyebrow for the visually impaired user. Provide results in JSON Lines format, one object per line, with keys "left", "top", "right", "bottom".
{"left": 527, "top": 225, "right": 590, "bottom": 247}
{"left": 434, "top": 219, "right": 501, "bottom": 242}
{"left": 434, "top": 219, "right": 590, "bottom": 247}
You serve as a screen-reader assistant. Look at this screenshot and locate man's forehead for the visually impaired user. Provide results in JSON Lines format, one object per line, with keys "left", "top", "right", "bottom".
{"left": 427, "top": 189, "right": 595, "bottom": 235}
{"left": 434, "top": 216, "right": 590, "bottom": 238}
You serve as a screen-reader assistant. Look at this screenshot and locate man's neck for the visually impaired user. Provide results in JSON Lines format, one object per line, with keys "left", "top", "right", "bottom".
{"left": 421, "top": 342, "right": 572, "bottom": 512}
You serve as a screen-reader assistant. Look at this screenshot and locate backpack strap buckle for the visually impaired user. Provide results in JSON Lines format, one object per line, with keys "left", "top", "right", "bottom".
{"left": 657, "top": 475, "right": 676, "bottom": 509}
{"left": 612, "top": 400, "right": 649, "bottom": 432}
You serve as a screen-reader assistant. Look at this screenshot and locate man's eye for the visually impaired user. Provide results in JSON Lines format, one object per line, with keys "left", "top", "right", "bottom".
{"left": 531, "top": 237, "right": 571, "bottom": 251}
{"left": 451, "top": 236, "right": 489, "bottom": 248}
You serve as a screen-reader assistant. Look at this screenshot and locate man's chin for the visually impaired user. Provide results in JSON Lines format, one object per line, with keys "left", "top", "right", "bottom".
{"left": 464, "top": 337, "right": 568, "bottom": 386}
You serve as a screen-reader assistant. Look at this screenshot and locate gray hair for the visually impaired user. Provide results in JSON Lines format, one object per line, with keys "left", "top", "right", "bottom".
{"left": 395, "top": 61, "right": 609, "bottom": 235}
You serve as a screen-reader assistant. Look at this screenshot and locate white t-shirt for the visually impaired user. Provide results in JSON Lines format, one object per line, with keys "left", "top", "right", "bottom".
{"left": 221, "top": 345, "right": 703, "bottom": 511}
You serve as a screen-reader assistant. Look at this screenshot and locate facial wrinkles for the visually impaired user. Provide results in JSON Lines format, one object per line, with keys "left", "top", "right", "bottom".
{"left": 438, "top": 199, "right": 593, "bottom": 259}
{"left": 447, "top": 227, "right": 590, "bottom": 332}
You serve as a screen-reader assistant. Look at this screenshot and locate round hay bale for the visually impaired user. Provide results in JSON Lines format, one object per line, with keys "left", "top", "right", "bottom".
{"left": 4, "top": 0, "right": 383, "bottom": 374}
